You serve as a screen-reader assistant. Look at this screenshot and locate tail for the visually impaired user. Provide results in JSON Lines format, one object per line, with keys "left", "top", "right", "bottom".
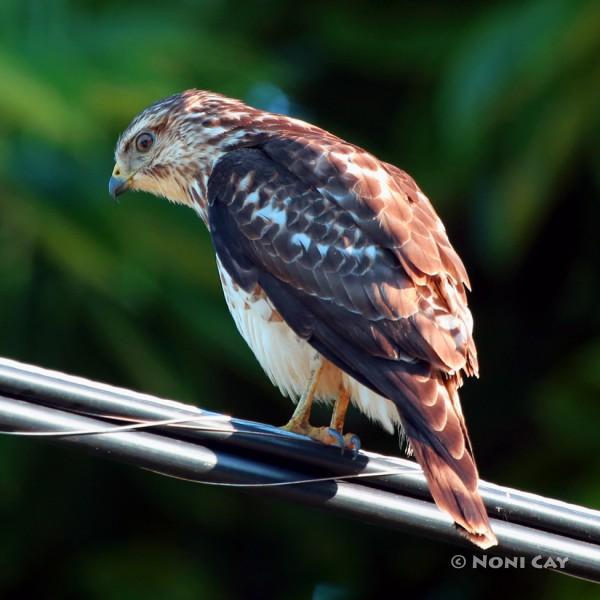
{"left": 255, "top": 272, "right": 496, "bottom": 547}
{"left": 385, "top": 366, "right": 497, "bottom": 549}
{"left": 410, "top": 437, "right": 497, "bottom": 548}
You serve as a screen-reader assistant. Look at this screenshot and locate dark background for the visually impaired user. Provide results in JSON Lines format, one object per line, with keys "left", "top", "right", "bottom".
{"left": 0, "top": 0, "right": 598, "bottom": 598}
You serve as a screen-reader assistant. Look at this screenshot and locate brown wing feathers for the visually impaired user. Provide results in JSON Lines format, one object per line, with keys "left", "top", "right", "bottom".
{"left": 208, "top": 139, "right": 497, "bottom": 548}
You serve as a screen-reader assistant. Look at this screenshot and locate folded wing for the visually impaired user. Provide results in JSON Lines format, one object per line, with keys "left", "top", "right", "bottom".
{"left": 207, "top": 138, "right": 496, "bottom": 548}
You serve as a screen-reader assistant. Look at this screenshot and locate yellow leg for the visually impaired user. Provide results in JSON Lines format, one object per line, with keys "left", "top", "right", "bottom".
{"left": 282, "top": 359, "right": 324, "bottom": 433}
{"left": 282, "top": 368, "right": 360, "bottom": 454}
{"left": 330, "top": 385, "right": 351, "bottom": 433}
{"left": 329, "top": 386, "right": 360, "bottom": 452}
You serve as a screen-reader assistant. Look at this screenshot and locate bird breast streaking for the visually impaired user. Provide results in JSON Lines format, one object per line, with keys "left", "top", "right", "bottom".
{"left": 110, "top": 89, "right": 497, "bottom": 549}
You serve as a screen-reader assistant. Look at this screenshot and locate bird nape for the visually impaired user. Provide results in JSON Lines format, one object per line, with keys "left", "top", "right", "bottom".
{"left": 109, "top": 89, "right": 498, "bottom": 549}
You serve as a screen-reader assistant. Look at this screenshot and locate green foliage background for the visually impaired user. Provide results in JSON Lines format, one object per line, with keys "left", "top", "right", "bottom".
{"left": 0, "top": 0, "right": 598, "bottom": 597}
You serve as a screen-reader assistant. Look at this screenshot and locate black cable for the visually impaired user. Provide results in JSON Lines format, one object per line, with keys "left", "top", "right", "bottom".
{"left": 0, "top": 357, "right": 597, "bottom": 544}
{"left": 0, "top": 358, "right": 599, "bottom": 583}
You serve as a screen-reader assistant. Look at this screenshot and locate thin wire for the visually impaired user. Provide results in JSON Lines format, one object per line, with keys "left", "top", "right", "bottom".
{"left": 0, "top": 415, "right": 422, "bottom": 487}
{"left": 101, "top": 413, "right": 296, "bottom": 438}
{"left": 0, "top": 416, "right": 212, "bottom": 437}
{"left": 0, "top": 414, "right": 322, "bottom": 442}
{"left": 148, "top": 467, "right": 419, "bottom": 488}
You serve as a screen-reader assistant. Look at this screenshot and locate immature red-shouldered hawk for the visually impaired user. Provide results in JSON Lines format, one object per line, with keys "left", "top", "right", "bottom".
{"left": 110, "top": 90, "right": 496, "bottom": 548}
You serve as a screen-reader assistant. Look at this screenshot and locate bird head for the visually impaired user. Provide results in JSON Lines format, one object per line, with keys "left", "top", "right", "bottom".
{"left": 109, "top": 90, "right": 256, "bottom": 208}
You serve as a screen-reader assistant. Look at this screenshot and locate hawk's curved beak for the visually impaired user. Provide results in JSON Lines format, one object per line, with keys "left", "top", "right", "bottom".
{"left": 109, "top": 165, "right": 131, "bottom": 199}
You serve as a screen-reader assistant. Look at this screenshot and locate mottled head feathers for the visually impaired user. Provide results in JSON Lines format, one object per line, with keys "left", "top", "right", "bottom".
{"left": 112, "top": 90, "right": 258, "bottom": 205}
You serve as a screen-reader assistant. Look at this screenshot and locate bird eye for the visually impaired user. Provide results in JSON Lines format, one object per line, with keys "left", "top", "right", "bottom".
{"left": 135, "top": 132, "right": 155, "bottom": 153}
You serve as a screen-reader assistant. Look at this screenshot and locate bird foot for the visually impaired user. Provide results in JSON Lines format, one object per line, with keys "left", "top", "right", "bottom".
{"left": 282, "top": 421, "right": 361, "bottom": 457}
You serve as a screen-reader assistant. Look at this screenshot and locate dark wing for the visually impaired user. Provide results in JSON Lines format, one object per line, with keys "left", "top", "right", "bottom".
{"left": 207, "top": 139, "right": 495, "bottom": 548}
{"left": 259, "top": 132, "right": 479, "bottom": 376}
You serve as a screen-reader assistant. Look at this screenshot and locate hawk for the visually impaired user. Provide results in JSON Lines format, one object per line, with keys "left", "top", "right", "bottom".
{"left": 109, "top": 90, "right": 497, "bottom": 548}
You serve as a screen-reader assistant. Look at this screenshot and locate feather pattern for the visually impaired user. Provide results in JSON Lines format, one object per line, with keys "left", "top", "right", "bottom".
{"left": 113, "top": 89, "right": 495, "bottom": 548}
{"left": 217, "top": 257, "right": 401, "bottom": 433}
{"left": 208, "top": 141, "right": 494, "bottom": 548}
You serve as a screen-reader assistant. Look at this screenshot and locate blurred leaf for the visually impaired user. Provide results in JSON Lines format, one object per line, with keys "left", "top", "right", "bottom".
{"left": 76, "top": 542, "right": 226, "bottom": 600}
{"left": 0, "top": 52, "right": 93, "bottom": 145}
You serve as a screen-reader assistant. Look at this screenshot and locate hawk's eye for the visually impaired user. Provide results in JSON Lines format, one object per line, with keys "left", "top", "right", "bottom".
{"left": 135, "top": 132, "right": 155, "bottom": 153}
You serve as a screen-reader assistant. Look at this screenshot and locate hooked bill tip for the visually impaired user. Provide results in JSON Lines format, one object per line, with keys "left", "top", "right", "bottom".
{"left": 108, "top": 175, "right": 129, "bottom": 199}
